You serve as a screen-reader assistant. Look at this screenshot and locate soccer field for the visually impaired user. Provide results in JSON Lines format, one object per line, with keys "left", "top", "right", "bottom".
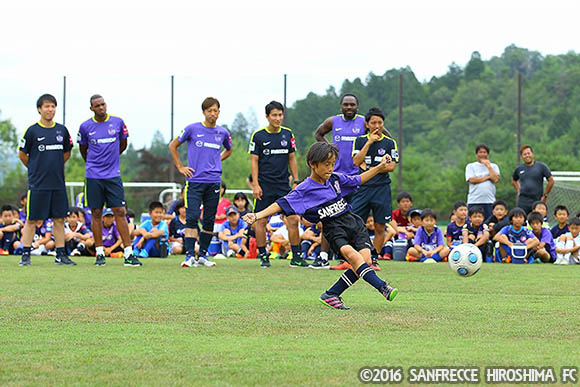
{"left": 1, "top": 256, "right": 578, "bottom": 385}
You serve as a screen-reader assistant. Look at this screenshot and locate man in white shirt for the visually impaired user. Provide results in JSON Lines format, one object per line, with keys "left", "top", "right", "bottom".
{"left": 465, "top": 144, "right": 500, "bottom": 221}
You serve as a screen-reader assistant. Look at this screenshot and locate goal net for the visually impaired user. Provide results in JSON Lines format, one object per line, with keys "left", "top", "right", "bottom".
{"left": 546, "top": 172, "right": 580, "bottom": 223}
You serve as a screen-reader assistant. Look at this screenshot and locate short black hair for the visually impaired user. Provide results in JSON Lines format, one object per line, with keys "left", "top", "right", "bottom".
{"left": 233, "top": 192, "right": 250, "bottom": 210}
{"left": 306, "top": 142, "right": 339, "bottom": 167}
{"left": 508, "top": 207, "right": 527, "bottom": 222}
{"left": 527, "top": 211, "right": 543, "bottom": 225}
{"left": 173, "top": 198, "right": 185, "bottom": 215}
{"left": 365, "top": 107, "right": 385, "bottom": 122}
{"left": 475, "top": 144, "right": 490, "bottom": 154}
{"left": 220, "top": 180, "right": 227, "bottom": 191}
{"left": 265, "top": 100, "right": 284, "bottom": 115}
{"left": 421, "top": 208, "right": 437, "bottom": 220}
{"left": 453, "top": 201, "right": 467, "bottom": 211}
{"left": 340, "top": 93, "right": 359, "bottom": 104}
{"left": 90, "top": 94, "right": 103, "bottom": 106}
{"left": 68, "top": 207, "right": 83, "bottom": 217}
{"left": 492, "top": 200, "right": 507, "bottom": 210}
{"left": 126, "top": 208, "right": 136, "bottom": 219}
{"left": 569, "top": 217, "right": 580, "bottom": 226}
{"left": 396, "top": 191, "right": 413, "bottom": 203}
{"left": 468, "top": 206, "right": 484, "bottom": 217}
{"left": 532, "top": 201, "right": 547, "bottom": 211}
{"left": 554, "top": 205, "right": 569, "bottom": 216}
{"left": 149, "top": 201, "right": 165, "bottom": 212}
{"left": 1, "top": 204, "right": 13, "bottom": 214}
{"left": 37, "top": 94, "right": 57, "bottom": 108}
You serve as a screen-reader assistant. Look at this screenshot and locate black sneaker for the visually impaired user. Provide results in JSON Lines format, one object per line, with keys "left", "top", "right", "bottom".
{"left": 259, "top": 252, "right": 270, "bottom": 268}
{"left": 290, "top": 255, "right": 310, "bottom": 267}
{"left": 94, "top": 254, "right": 106, "bottom": 266}
{"left": 319, "top": 291, "right": 350, "bottom": 310}
{"left": 380, "top": 284, "right": 398, "bottom": 302}
{"left": 308, "top": 258, "right": 330, "bottom": 269}
{"left": 19, "top": 255, "right": 31, "bottom": 266}
{"left": 55, "top": 256, "right": 77, "bottom": 266}
{"left": 124, "top": 254, "right": 143, "bottom": 267}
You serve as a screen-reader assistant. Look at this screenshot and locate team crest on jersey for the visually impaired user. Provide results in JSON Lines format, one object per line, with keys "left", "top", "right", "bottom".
{"left": 38, "top": 145, "right": 45, "bottom": 152}
{"left": 334, "top": 180, "right": 341, "bottom": 194}
{"left": 56, "top": 135, "right": 63, "bottom": 142}
{"left": 378, "top": 148, "right": 385, "bottom": 155}
{"left": 281, "top": 140, "right": 288, "bottom": 147}
{"left": 520, "top": 236, "right": 527, "bottom": 242}
{"left": 108, "top": 128, "right": 116, "bottom": 135}
{"left": 195, "top": 140, "right": 203, "bottom": 147}
{"left": 263, "top": 149, "right": 270, "bottom": 155}
{"left": 352, "top": 127, "right": 361, "bottom": 134}
{"left": 215, "top": 135, "right": 221, "bottom": 142}
{"left": 334, "top": 135, "right": 341, "bottom": 142}
{"left": 90, "top": 139, "right": 97, "bottom": 145}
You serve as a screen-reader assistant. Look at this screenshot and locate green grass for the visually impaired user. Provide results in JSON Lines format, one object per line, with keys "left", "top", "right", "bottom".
{"left": 0, "top": 256, "right": 578, "bottom": 386}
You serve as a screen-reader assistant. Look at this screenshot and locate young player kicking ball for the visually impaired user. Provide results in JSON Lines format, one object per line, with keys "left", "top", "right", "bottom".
{"left": 243, "top": 142, "right": 398, "bottom": 310}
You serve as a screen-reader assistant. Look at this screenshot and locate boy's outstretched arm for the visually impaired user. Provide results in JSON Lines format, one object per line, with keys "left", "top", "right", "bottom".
{"left": 243, "top": 203, "right": 282, "bottom": 226}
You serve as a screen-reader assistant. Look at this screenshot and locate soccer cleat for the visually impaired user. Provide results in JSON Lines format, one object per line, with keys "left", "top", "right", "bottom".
{"left": 290, "top": 257, "right": 310, "bottom": 267}
{"left": 94, "top": 254, "right": 106, "bottom": 266}
{"left": 330, "top": 261, "right": 351, "bottom": 270}
{"left": 319, "top": 292, "right": 350, "bottom": 310}
{"left": 124, "top": 254, "right": 143, "bottom": 267}
{"left": 309, "top": 258, "right": 330, "bottom": 269}
{"left": 19, "top": 255, "right": 31, "bottom": 266}
{"left": 382, "top": 254, "right": 392, "bottom": 260}
{"left": 55, "top": 255, "right": 77, "bottom": 266}
{"left": 380, "top": 284, "right": 398, "bottom": 302}
{"left": 197, "top": 256, "right": 216, "bottom": 267}
{"left": 371, "top": 257, "right": 381, "bottom": 271}
{"left": 258, "top": 252, "right": 270, "bottom": 268}
{"left": 181, "top": 255, "right": 198, "bottom": 267}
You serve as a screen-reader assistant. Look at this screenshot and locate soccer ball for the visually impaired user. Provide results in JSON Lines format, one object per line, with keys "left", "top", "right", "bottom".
{"left": 448, "top": 243, "right": 482, "bottom": 277}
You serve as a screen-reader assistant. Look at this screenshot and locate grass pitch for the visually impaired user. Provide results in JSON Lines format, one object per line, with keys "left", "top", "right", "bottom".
{"left": 0, "top": 256, "right": 578, "bottom": 385}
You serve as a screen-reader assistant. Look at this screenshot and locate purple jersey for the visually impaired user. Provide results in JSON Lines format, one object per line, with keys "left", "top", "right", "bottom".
{"left": 463, "top": 221, "right": 489, "bottom": 239}
{"left": 78, "top": 115, "right": 128, "bottom": 179}
{"left": 498, "top": 225, "right": 535, "bottom": 244}
{"left": 102, "top": 223, "right": 120, "bottom": 248}
{"left": 177, "top": 122, "right": 232, "bottom": 183}
{"left": 534, "top": 227, "right": 556, "bottom": 258}
{"left": 414, "top": 226, "right": 444, "bottom": 251}
{"left": 332, "top": 114, "right": 365, "bottom": 175}
{"left": 277, "top": 173, "right": 361, "bottom": 224}
{"left": 445, "top": 221, "right": 464, "bottom": 244}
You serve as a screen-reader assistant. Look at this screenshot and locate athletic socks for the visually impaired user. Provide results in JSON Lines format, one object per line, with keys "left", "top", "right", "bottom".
{"left": 258, "top": 246, "right": 267, "bottom": 256}
{"left": 184, "top": 237, "right": 195, "bottom": 256}
{"left": 96, "top": 246, "right": 105, "bottom": 256}
{"left": 22, "top": 246, "right": 31, "bottom": 256}
{"left": 327, "top": 269, "right": 358, "bottom": 296}
{"left": 319, "top": 251, "right": 329, "bottom": 263}
{"left": 198, "top": 232, "right": 213, "bottom": 256}
{"left": 56, "top": 247, "right": 66, "bottom": 257}
{"left": 301, "top": 241, "right": 311, "bottom": 257}
{"left": 291, "top": 244, "right": 301, "bottom": 260}
{"left": 123, "top": 245, "right": 133, "bottom": 258}
{"left": 356, "top": 263, "right": 386, "bottom": 291}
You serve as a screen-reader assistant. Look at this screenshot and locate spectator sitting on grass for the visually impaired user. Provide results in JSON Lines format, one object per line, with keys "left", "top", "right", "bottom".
{"left": 233, "top": 192, "right": 252, "bottom": 217}
{"left": 213, "top": 180, "right": 231, "bottom": 227}
{"left": 28, "top": 219, "right": 55, "bottom": 255}
{"left": 301, "top": 219, "right": 322, "bottom": 259}
{"left": 407, "top": 208, "right": 450, "bottom": 263}
{"left": 126, "top": 208, "right": 136, "bottom": 238}
{"left": 554, "top": 217, "right": 580, "bottom": 265}
{"left": 446, "top": 201, "right": 468, "bottom": 248}
{"left": 462, "top": 206, "right": 490, "bottom": 259}
{"left": 551, "top": 205, "right": 569, "bottom": 240}
{"left": 391, "top": 191, "right": 413, "bottom": 229}
{"left": 169, "top": 199, "right": 187, "bottom": 255}
{"left": 65, "top": 207, "right": 94, "bottom": 256}
{"left": 485, "top": 200, "right": 509, "bottom": 240}
{"left": 527, "top": 211, "right": 556, "bottom": 263}
{"left": 98, "top": 208, "right": 123, "bottom": 257}
{"left": 18, "top": 193, "right": 27, "bottom": 223}
{"left": 530, "top": 201, "right": 550, "bottom": 228}
{"left": 218, "top": 206, "right": 248, "bottom": 258}
{"left": 0, "top": 204, "right": 22, "bottom": 255}
{"left": 133, "top": 201, "right": 169, "bottom": 258}
{"left": 270, "top": 214, "right": 303, "bottom": 259}
{"left": 493, "top": 208, "right": 539, "bottom": 264}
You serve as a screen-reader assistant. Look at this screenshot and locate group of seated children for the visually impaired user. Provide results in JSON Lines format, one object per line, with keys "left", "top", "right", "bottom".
{"left": 374, "top": 192, "right": 580, "bottom": 265}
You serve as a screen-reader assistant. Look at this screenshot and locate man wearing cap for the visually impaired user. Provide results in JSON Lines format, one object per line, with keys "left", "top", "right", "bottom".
{"left": 218, "top": 205, "right": 249, "bottom": 257}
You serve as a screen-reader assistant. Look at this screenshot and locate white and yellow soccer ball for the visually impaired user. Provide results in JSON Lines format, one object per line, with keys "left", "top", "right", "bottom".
{"left": 448, "top": 243, "right": 482, "bottom": 277}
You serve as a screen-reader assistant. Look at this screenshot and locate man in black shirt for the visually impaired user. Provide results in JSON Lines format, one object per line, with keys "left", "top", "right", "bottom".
{"left": 511, "top": 145, "right": 554, "bottom": 214}
{"left": 18, "top": 94, "right": 75, "bottom": 266}
{"left": 248, "top": 101, "right": 306, "bottom": 268}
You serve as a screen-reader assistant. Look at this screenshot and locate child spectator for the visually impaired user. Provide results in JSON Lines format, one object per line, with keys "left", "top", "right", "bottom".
{"left": 218, "top": 206, "right": 249, "bottom": 258}
{"left": 555, "top": 217, "right": 580, "bottom": 265}
{"left": 551, "top": 205, "right": 569, "bottom": 240}
{"left": 75, "top": 192, "right": 93, "bottom": 230}
{"left": 169, "top": 199, "right": 187, "bottom": 255}
{"left": 213, "top": 180, "right": 231, "bottom": 226}
{"left": 233, "top": 192, "right": 252, "bottom": 217}
{"left": 493, "top": 207, "right": 539, "bottom": 264}
{"left": 407, "top": 208, "right": 450, "bottom": 262}
{"left": 530, "top": 201, "right": 550, "bottom": 228}
{"left": 301, "top": 219, "right": 322, "bottom": 259}
{"left": 485, "top": 200, "right": 509, "bottom": 239}
{"left": 365, "top": 214, "right": 375, "bottom": 242}
{"left": 270, "top": 214, "right": 304, "bottom": 260}
{"left": 446, "top": 201, "right": 468, "bottom": 248}
{"left": 29, "top": 219, "right": 55, "bottom": 255}
{"left": 133, "top": 201, "right": 169, "bottom": 258}
{"left": 65, "top": 207, "right": 94, "bottom": 256}
{"left": 462, "top": 206, "right": 490, "bottom": 258}
{"left": 527, "top": 211, "right": 556, "bottom": 263}
{"left": 391, "top": 192, "right": 413, "bottom": 228}
{"left": 126, "top": 208, "right": 136, "bottom": 238}
{"left": 96, "top": 208, "right": 123, "bottom": 258}
{"left": 18, "top": 193, "right": 27, "bottom": 223}
{"left": 0, "top": 205, "right": 22, "bottom": 255}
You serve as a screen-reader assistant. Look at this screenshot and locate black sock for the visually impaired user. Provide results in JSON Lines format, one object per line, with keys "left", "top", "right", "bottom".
{"left": 327, "top": 269, "right": 358, "bottom": 296}
{"left": 198, "top": 232, "right": 213, "bottom": 256}
{"left": 291, "top": 245, "right": 301, "bottom": 260}
{"left": 184, "top": 237, "right": 195, "bottom": 256}
{"left": 258, "top": 246, "right": 267, "bottom": 256}
{"left": 356, "top": 263, "right": 386, "bottom": 291}
{"left": 23, "top": 246, "right": 31, "bottom": 256}
{"left": 56, "top": 247, "right": 66, "bottom": 257}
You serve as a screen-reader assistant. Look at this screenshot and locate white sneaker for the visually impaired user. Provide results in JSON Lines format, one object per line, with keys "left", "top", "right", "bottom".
{"left": 226, "top": 249, "right": 236, "bottom": 258}
{"left": 181, "top": 256, "right": 198, "bottom": 267}
{"left": 71, "top": 249, "right": 81, "bottom": 256}
{"left": 31, "top": 246, "right": 46, "bottom": 256}
{"left": 197, "top": 256, "right": 216, "bottom": 267}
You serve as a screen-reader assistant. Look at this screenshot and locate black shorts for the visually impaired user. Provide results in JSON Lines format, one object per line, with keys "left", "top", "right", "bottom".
{"left": 185, "top": 182, "right": 220, "bottom": 231}
{"left": 254, "top": 183, "right": 291, "bottom": 212}
{"left": 85, "top": 177, "right": 126, "bottom": 209}
{"left": 351, "top": 184, "right": 393, "bottom": 223}
{"left": 322, "top": 212, "right": 373, "bottom": 255}
{"left": 27, "top": 189, "right": 69, "bottom": 220}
